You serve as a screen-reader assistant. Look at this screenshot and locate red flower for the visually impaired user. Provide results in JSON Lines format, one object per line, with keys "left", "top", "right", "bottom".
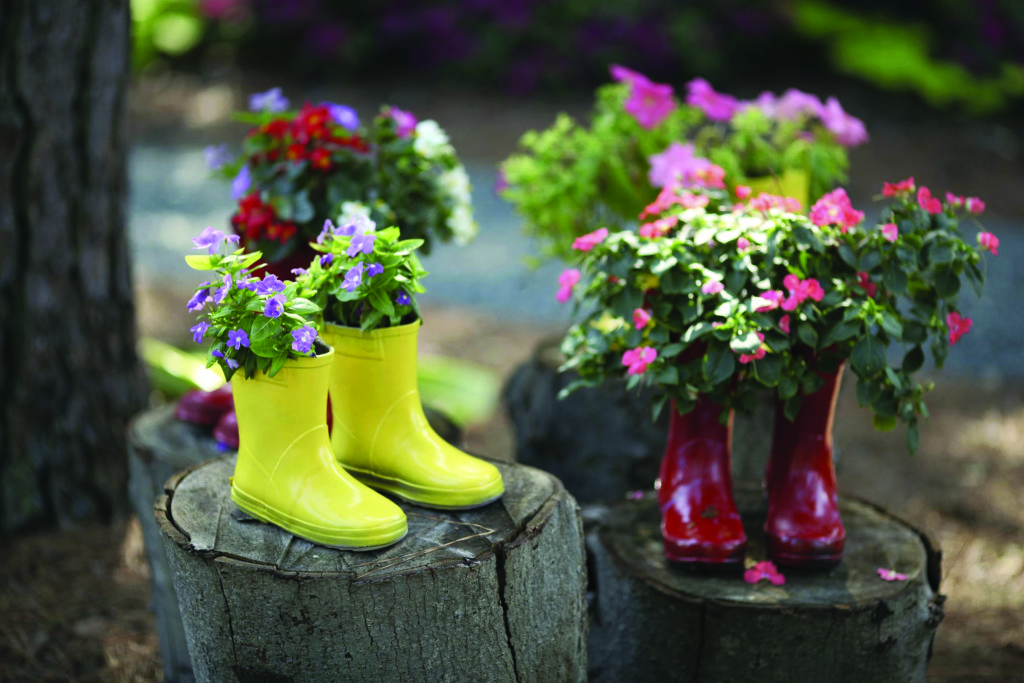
{"left": 259, "top": 119, "right": 290, "bottom": 139}
{"left": 310, "top": 147, "right": 332, "bottom": 171}
{"left": 947, "top": 312, "right": 972, "bottom": 345}
{"left": 882, "top": 176, "right": 915, "bottom": 197}
{"left": 230, "top": 192, "right": 278, "bottom": 244}
{"left": 856, "top": 271, "right": 877, "bottom": 298}
{"left": 917, "top": 187, "right": 942, "bottom": 214}
{"left": 286, "top": 143, "right": 306, "bottom": 162}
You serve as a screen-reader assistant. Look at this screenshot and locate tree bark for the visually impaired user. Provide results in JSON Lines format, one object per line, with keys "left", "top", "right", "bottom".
{"left": 0, "top": 0, "right": 144, "bottom": 532}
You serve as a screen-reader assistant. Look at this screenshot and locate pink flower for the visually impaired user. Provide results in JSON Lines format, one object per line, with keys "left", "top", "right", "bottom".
{"left": 627, "top": 490, "right": 645, "bottom": 500}
{"left": 686, "top": 78, "right": 739, "bottom": 121}
{"left": 738, "top": 332, "right": 767, "bottom": 364}
{"left": 611, "top": 65, "right": 676, "bottom": 129}
{"left": 978, "top": 231, "right": 999, "bottom": 256}
{"left": 556, "top": 268, "right": 580, "bottom": 304}
{"left": 756, "top": 290, "right": 783, "bottom": 312}
{"left": 781, "top": 274, "right": 825, "bottom": 311}
{"left": 647, "top": 142, "right": 712, "bottom": 189}
{"left": 877, "top": 568, "right": 908, "bottom": 582}
{"left": 773, "top": 88, "right": 824, "bottom": 120}
{"left": 735, "top": 185, "right": 752, "bottom": 200}
{"left": 693, "top": 164, "right": 726, "bottom": 189}
{"left": 881, "top": 222, "right": 898, "bottom": 243}
{"left": 945, "top": 192, "right": 964, "bottom": 208}
{"left": 947, "top": 311, "right": 972, "bottom": 345}
{"left": 702, "top": 281, "right": 725, "bottom": 295}
{"left": 809, "top": 188, "right": 864, "bottom": 232}
{"left": 966, "top": 197, "right": 986, "bottom": 215}
{"left": 572, "top": 227, "right": 609, "bottom": 252}
{"left": 639, "top": 187, "right": 709, "bottom": 219}
{"left": 639, "top": 215, "right": 678, "bottom": 238}
{"left": 857, "top": 271, "right": 877, "bottom": 299}
{"left": 779, "top": 314, "right": 791, "bottom": 334}
{"left": 749, "top": 193, "right": 802, "bottom": 213}
{"left": 819, "top": 97, "right": 868, "bottom": 147}
{"left": 737, "top": 237, "right": 751, "bottom": 251}
{"left": 882, "top": 177, "right": 915, "bottom": 197}
{"left": 633, "top": 308, "right": 652, "bottom": 330}
{"left": 917, "top": 187, "right": 942, "bottom": 214}
{"left": 622, "top": 346, "right": 657, "bottom": 375}
{"left": 744, "top": 560, "right": 786, "bottom": 586}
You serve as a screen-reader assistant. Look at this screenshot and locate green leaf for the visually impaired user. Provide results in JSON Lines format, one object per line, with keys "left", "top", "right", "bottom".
{"left": 779, "top": 375, "right": 799, "bottom": 400}
{"left": 964, "top": 261, "right": 985, "bottom": 297}
{"left": 902, "top": 346, "right": 925, "bottom": 374}
{"left": 268, "top": 354, "right": 287, "bottom": 378}
{"left": 730, "top": 330, "right": 762, "bottom": 354}
{"left": 657, "top": 365, "right": 679, "bottom": 385}
{"left": 784, "top": 395, "right": 802, "bottom": 421}
{"left": 879, "top": 312, "right": 903, "bottom": 340}
{"left": 882, "top": 263, "right": 908, "bottom": 294}
{"left": 288, "top": 298, "right": 320, "bottom": 315}
{"left": 873, "top": 414, "right": 899, "bottom": 432}
{"left": 683, "top": 322, "right": 714, "bottom": 344}
{"left": 652, "top": 394, "right": 668, "bottom": 422}
{"left": 753, "top": 354, "right": 781, "bottom": 385}
{"left": 704, "top": 344, "right": 736, "bottom": 386}
{"left": 859, "top": 249, "right": 882, "bottom": 273}
{"left": 906, "top": 418, "right": 920, "bottom": 453}
{"left": 661, "top": 343, "right": 685, "bottom": 358}
{"left": 185, "top": 255, "right": 216, "bottom": 270}
{"left": 368, "top": 289, "right": 396, "bottom": 318}
{"left": 929, "top": 244, "right": 954, "bottom": 265}
{"left": 822, "top": 321, "right": 860, "bottom": 346}
{"left": 851, "top": 335, "right": 887, "bottom": 376}
{"left": 837, "top": 244, "right": 858, "bottom": 268}
{"left": 797, "top": 322, "right": 818, "bottom": 349}
{"left": 902, "top": 322, "right": 927, "bottom": 344}
{"left": 934, "top": 268, "right": 960, "bottom": 299}
{"left": 856, "top": 378, "right": 881, "bottom": 407}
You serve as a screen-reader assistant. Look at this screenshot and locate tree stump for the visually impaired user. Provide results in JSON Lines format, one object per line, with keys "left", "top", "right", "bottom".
{"left": 155, "top": 453, "right": 586, "bottom": 682}
{"left": 503, "top": 337, "right": 774, "bottom": 503}
{"left": 586, "top": 485, "right": 945, "bottom": 683}
{"left": 128, "top": 405, "right": 465, "bottom": 683}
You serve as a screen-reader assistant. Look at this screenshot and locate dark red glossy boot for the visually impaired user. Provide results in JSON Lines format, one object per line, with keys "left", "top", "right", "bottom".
{"left": 765, "top": 365, "right": 846, "bottom": 568}
{"left": 658, "top": 396, "right": 747, "bottom": 566}
{"left": 173, "top": 384, "right": 234, "bottom": 427}
{"left": 213, "top": 409, "right": 239, "bottom": 449}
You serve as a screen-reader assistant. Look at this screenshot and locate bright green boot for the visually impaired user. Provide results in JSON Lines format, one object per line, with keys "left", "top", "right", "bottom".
{"left": 230, "top": 348, "right": 408, "bottom": 550}
{"left": 746, "top": 168, "right": 810, "bottom": 208}
{"left": 322, "top": 321, "right": 504, "bottom": 510}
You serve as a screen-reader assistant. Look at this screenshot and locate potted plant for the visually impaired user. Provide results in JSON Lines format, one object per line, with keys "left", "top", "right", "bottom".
{"left": 559, "top": 179, "right": 993, "bottom": 566}
{"left": 294, "top": 216, "right": 505, "bottom": 510}
{"left": 184, "top": 226, "right": 408, "bottom": 549}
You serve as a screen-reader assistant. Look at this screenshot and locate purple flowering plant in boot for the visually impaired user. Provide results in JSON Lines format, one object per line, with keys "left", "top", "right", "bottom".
{"left": 294, "top": 215, "right": 428, "bottom": 332}
{"left": 185, "top": 226, "right": 323, "bottom": 380}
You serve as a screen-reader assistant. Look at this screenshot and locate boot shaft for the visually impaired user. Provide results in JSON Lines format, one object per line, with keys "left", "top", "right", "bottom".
{"left": 322, "top": 321, "right": 421, "bottom": 411}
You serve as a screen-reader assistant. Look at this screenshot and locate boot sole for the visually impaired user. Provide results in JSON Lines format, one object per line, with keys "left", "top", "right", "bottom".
{"left": 344, "top": 467, "right": 504, "bottom": 511}
{"left": 231, "top": 485, "right": 408, "bottom": 551}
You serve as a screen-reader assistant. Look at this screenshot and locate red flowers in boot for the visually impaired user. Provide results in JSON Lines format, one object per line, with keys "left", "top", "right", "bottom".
{"left": 765, "top": 365, "right": 846, "bottom": 567}
{"left": 658, "top": 397, "right": 747, "bottom": 565}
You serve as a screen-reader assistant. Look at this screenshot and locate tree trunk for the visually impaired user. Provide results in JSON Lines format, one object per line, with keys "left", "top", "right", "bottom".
{"left": 0, "top": 0, "right": 144, "bottom": 532}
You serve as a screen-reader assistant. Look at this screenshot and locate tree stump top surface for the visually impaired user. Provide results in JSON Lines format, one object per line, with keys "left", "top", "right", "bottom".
{"left": 139, "top": 409, "right": 557, "bottom": 579}
{"left": 600, "top": 486, "right": 937, "bottom": 608}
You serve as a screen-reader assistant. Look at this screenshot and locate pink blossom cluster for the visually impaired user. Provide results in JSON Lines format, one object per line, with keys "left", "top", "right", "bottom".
{"left": 686, "top": 78, "right": 739, "bottom": 121}
{"left": 978, "top": 232, "right": 999, "bottom": 256}
{"left": 883, "top": 178, "right": 985, "bottom": 216}
{"left": 647, "top": 142, "right": 724, "bottom": 190}
{"left": 748, "top": 193, "right": 803, "bottom": 213}
{"left": 639, "top": 185, "right": 709, "bottom": 220}
{"left": 947, "top": 312, "right": 972, "bottom": 346}
{"left": 610, "top": 65, "right": 676, "bottom": 129}
{"left": 737, "top": 332, "right": 767, "bottom": 365}
{"left": 556, "top": 268, "right": 580, "bottom": 304}
{"left": 572, "top": 227, "right": 608, "bottom": 252}
{"left": 622, "top": 346, "right": 657, "bottom": 375}
{"left": 877, "top": 568, "right": 908, "bottom": 582}
{"left": 633, "top": 308, "right": 651, "bottom": 330}
{"left": 857, "top": 272, "right": 877, "bottom": 298}
{"left": 701, "top": 280, "right": 725, "bottom": 295}
{"left": 809, "top": 188, "right": 864, "bottom": 232}
{"left": 639, "top": 215, "right": 679, "bottom": 239}
{"left": 744, "top": 560, "right": 786, "bottom": 585}
{"left": 748, "top": 89, "right": 868, "bottom": 147}
{"left": 781, "top": 274, "right": 824, "bottom": 311}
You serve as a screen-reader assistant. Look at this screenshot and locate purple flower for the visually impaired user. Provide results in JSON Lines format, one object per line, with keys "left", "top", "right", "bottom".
{"left": 342, "top": 264, "right": 364, "bottom": 292}
{"left": 192, "top": 226, "right": 228, "bottom": 255}
{"left": 254, "top": 274, "right": 286, "bottom": 296}
{"left": 317, "top": 219, "right": 336, "bottom": 244}
{"left": 686, "top": 78, "right": 738, "bottom": 122}
{"left": 187, "top": 286, "right": 210, "bottom": 312}
{"left": 494, "top": 168, "right": 509, "bottom": 194}
{"left": 249, "top": 87, "right": 289, "bottom": 113}
{"left": 395, "top": 291, "right": 412, "bottom": 306}
{"left": 774, "top": 89, "right": 823, "bottom": 120}
{"left": 231, "top": 165, "right": 251, "bottom": 200}
{"left": 647, "top": 142, "right": 713, "bottom": 189}
{"left": 291, "top": 268, "right": 307, "bottom": 276}
{"left": 366, "top": 262, "right": 384, "bottom": 278}
{"left": 388, "top": 106, "right": 418, "bottom": 138}
{"left": 320, "top": 253, "right": 334, "bottom": 267}
{"left": 190, "top": 321, "right": 210, "bottom": 343}
{"left": 263, "top": 294, "right": 286, "bottom": 318}
{"left": 338, "top": 215, "right": 374, "bottom": 237}
{"left": 227, "top": 328, "right": 250, "bottom": 350}
{"left": 610, "top": 66, "right": 675, "bottom": 129}
{"left": 213, "top": 273, "right": 233, "bottom": 304}
{"left": 326, "top": 103, "right": 359, "bottom": 131}
{"left": 212, "top": 349, "right": 239, "bottom": 370}
{"left": 204, "top": 144, "right": 231, "bottom": 170}
{"left": 819, "top": 97, "right": 868, "bottom": 147}
{"left": 347, "top": 233, "right": 376, "bottom": 257}
{"left": 290, "top": 325, "right": 317, "bottom": 354}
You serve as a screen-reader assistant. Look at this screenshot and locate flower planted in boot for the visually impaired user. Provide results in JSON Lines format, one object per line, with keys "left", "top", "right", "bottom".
{"left": 659, "top": 398, "right": 746, "bottom": 565}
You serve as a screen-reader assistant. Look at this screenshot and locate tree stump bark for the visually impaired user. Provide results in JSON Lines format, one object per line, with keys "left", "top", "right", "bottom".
{"left": 129, "top": 405, "right": 466, "bottom": 683}
{"left": 154, "top": 443, "right": 586, "bottom": 682}
{"left": 503, "top": 337, "right": 774, "bottom": 503}
{"left": 586, "top": 485, "right": 945, "bottom": 683}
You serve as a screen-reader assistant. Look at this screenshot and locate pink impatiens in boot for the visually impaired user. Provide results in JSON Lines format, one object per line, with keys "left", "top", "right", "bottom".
{"left": 622, "top": 346, "right": 657, "bottom": 375}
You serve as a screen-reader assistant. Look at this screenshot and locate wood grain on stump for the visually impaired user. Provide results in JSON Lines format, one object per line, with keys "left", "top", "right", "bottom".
{"left": 152, "top": 422, "right": 586, "bottom": 682}
{"left": 587, "top": 485, "right": 944, "bottom": 683}
{"left": 128, "top": 405, "right": 465, "bottom": 683}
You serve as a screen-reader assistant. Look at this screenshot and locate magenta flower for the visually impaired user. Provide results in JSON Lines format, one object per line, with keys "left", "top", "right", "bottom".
{"left": 347, "top": 233, "right": 376, "bottom": 257}
{"left": 211, "top": 349, "right": 239, "bottom": 370}
{"left": 388, "top": 106, "right": 418, "bottom": 138}
{"left": 633, "top": 308, "right": 652, "bottom": 330}
{"left": 756, "top": 290, "right": 783, "bottom": 312}
{"left": 263, "top": 294, "right": 285, "bottom": 319}
{"left": 966, "top": 197, "right": 986, "bottom": 215}
{"left": 640, "top": 186, "right": 709, "bottom": 219}
{"left": 342, "top": 263, "right": 365, "bottom": 293}
{"left": 737, "top": 237, "right": 751, "bottom": 251}
{"left": 686, "top": 78, "right": 739, "bottom": 122}
{"left": 556, "top": 268, "right": 581, "bottom": 304}
{"left": 779, "top": 314, "right": 791, "bottom": 334}
{"left": 809, "top": 188, "right": 863, "bottom": 232}
{"left": 820, "top": 97, "right": 868, "bottom": 147}
{"left": 947, "top": 311, "right": 972, "bottom": 345}
{"left": 857, "top": 272, "right": 877, "bottom": 299}
{"left": 622, "top": 346, "right": 657, "bottom": 375}
{"left": 627, "top": 490, "right": 645, "bottom": 500}
{"left": 609, "top": 64, "right": 647, "bottom": 85}
{"left": 395, "top": 291, "right": 412, "bottom": 306}
{"left": 249, "top": 87, "right": 289, "bottom": 113}
{"left": 254, "top": 274, "right": 286, "bottom": 296}
{"left": 290, "top": 325, "right": 317, "bottom": 354}
{"left": 735, "top": 185, "right": 752, "bottom": 200}
{"left": 326, "top": 103, "right": 359, "bottom": 130}
{"left": 702, "top": 281, "right": 725, "bottom": 295}
{"left": 774, "top": 88, "right": 824, "bottom": 120}
{"left": 204, "top": 144, "right": 231, "bottom": 170}
{"left": 945, "top": 192, "right": 964, "bottom": 208}
{"left": 781, "top": 274, "right": 824, "bottom": 311}
{"left": 190, "top": 321, "right": 210, "bottom": 344}
{"left": 639, "top": 215, "right": 678, "bottom": 238}
{"left": 882, "top": 177, "right": 915, "bottom": 197}
{"left": 572, "top": 227, "right": 608, "bottom": 252}
{"left": 610, "top": 65, "right": 675, "bottom": 129}
{"left": 231, "top": 165, "right": 251, "bottom": 200}
{"left": 647, "top": 142, "right": 720, "bottom": 189}
{"left": 738, "top": 332, "right": 768, "bottom": 364}
{"left": 877, "top": 568, "right": 908, "bottom": 582}
{"left": 749, "top": 193, "right": 803, "bottom": 213}
{"left": 978, "top": 232, "right": 999, "bottom": 256}
{"left": 744, "top": 560, "right": 785, "bottom": 585}
{"left": 917, "top": 187, "right": 942, "bottom": 214}
{"left": 366, "top": 262, "right": 384, "bottom": 277}
{"left": 881, "top": 222, "right": 898, "bottom": 243}
{"left": 227, "top": 328, "right": 249, "bottom": 350}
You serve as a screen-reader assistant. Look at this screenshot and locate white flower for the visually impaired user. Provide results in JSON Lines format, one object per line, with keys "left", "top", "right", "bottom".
{"left": 413, "top": 120, "right": 453, "bottom": 159}
{"left": 448, "top": 203, "right": 478, "bottom": 246}
{"left": 338, "top": 201, "right": 371, "bottom": 224}
{"left": 439, "top": 165, "right": 472, "bottom": 206}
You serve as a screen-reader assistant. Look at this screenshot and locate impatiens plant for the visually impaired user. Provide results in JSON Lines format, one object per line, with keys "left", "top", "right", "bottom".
{"left": 209, "top": 88, "right": 476, "bottom": 264}
{"left": 295, "top": 215, "right": 428, "bottom": 331}
{"left": 185, "top": 227, "right": 323, "bottom": 380}
{"left": 500, "top": 66, "right": 866, "bottom": 261}
{"left": 559, "top": 177, "right": 995, "bottom": 452}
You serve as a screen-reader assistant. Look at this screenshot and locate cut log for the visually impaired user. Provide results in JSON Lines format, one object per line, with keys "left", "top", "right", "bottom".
{"left": 155, "top": 448, "right": 586, "bottom": 682}
{"left": 128, "top": 404, "right": 465, "bottom": 683}
{"left": 503, "top": 337, "right": 774, "bottom": 502}
{"left": 586, "top": 485, "right": 945, "bottom": 683}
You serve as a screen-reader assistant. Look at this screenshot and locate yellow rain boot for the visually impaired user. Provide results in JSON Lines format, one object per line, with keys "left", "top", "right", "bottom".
{"left": 230, "top": 347, "right": 408, "bottom": 550}
{"left": 746, "top": 168, "right": 811, "bottom": 209}
{"left": 322, "top": 321, "right": 504, "bottom": 510}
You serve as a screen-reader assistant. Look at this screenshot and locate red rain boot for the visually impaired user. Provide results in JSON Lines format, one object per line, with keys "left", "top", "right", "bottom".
{"left": 765, "top": 365, "right": 846, "bottom": 567}
{"left": 173, "top": 384, "right": 234, "bottom": 427}
{"left": 213, "top": 409, "right": 239, "bottom": 449}
{"left": 658, "top": 396, "right": 747, "bottom": 565}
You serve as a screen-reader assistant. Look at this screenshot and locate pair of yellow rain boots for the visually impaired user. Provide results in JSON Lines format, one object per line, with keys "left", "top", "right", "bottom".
{"left": 229, "top": 321, "right": 504, "bottom": 551}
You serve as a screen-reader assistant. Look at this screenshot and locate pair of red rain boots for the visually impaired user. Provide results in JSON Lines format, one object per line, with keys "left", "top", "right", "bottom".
{"left": 658, "top": 368, "right": 845, "bottom": 568}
